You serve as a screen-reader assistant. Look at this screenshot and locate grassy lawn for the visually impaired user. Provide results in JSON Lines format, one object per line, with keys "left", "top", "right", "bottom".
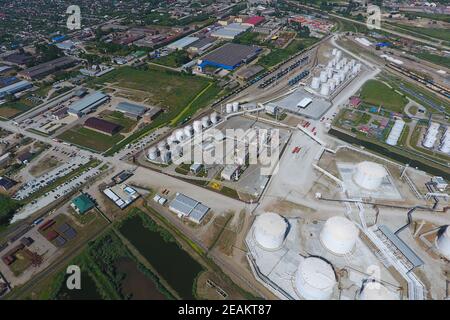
{"left": 153, "top": 51, "right": 190, "bottom": 68}
{"left": 258, "top": 38, "right": 318, "bottom": 68}
{"left": 90, "top": 66, "right": 211, "bottom": 110}
{"left": 99, "top": 111, "right": 137, "bottom": 133}
{"left": 0, "top": 99, "right": 36, "bottom": 118}
{"left": 359, "top": 80, "right": 408, "bottom": 113}
{"left": 0, "top": 195, "right": 22, "bottom": 226}
{"left": 58, "top": 126, "right": 125, "bottom": 153}
{"left": 390, "top": 24, "right": 450, "bottom": 42}
{"left": 416, "top": 52, "right": 450, "bottom": 69}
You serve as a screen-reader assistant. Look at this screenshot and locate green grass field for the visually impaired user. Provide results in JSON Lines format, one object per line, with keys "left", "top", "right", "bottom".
{"left": 416, "top": 52, "right": 450, "bottom": 69}
{"left": 90, "top": 66, "right": 211, "bottom": 110}
{"left": 153, "top": 51, "right": 190, "bottom": 68}
{"left": 390, "top": 24, "right": 450, "bottom": 42}
{"left": 99, "top": 111, "right": 137, "bottom": 133}
{"left": 0, "top": 195, "right": 21, "bottom": 226}
{"left": 258, "top": 38, "right": 318, "bottom": 68}
{"left": 360, "top": 80, "right": 408, "bottom": 113}
{"left": 57, "top": 126, "right": 125, "bottom": 152}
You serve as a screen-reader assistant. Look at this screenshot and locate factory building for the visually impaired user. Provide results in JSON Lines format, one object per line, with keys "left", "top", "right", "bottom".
{"left": 84, "top": 117, "right": 122, "bottom": 136}
{"left": 211, "top": 23, "right": 250, "bottom": 40}
{"left": 353, "top": 161, "right": 388, "bottom": 190}
{"left": 71, "top": 194, "right": 95, "bottom": 215}
{"left": 18, "top": 56, "right": 77, "bottom": 80}
{"left": 0, "top": 176, "right": 17, "bottom": 191}
{"left": 0, "top": 80, "right": 32, "bottom": 99}
{"left": 167, "top": 36, "right": 199, "bottom": 50}
{"left": 422, "top": 122, "right": 440, "bottom": 149}
{"left": 103, "top": 184, "right": 140, "bottom": 209}
{"left": 253, "top": 212, "right": 288, "bottom": 250}
{"left": 386, "top": 118, "right": 405, "bottom": 146}
{"left": 198, "top": 43, "right": 261, "bottom": 71}
{"left": 187, "top": 37, "right": 215, "bottom": 54}
{"left": 67, "top": 91, "right": 109, "bottom": 117}
{"left": 169, "top": 193, "right": 209, "bottom": 224}
{"left": 115, "top": 101, "right": 147, "bottom": 118}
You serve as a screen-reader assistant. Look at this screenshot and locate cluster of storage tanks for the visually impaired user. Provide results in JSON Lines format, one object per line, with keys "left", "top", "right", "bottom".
{"left": 310, "top": 49, "right": 361, "bottom": 96}
{"left": 386, "top": 118, "right": 405, "bottom": 146}
{"left": 252, "top": 212, "right": 402, "bottom": 300}
{"left": 422, "top": 123, "right": 450, "bottom": 154}
{"left": 147, "top": 112, "right": 220, "bottom": 163}
{"left": 225, "top": 102, "right": 240, "bottom": 114}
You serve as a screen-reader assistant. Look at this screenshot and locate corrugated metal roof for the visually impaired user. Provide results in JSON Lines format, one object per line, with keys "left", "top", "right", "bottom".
{"left": 167, "top": 36, "right": 199, "bottom": 49}
{"left": 379, "top": 225, "right": 424, "bottom": 269}
{"left": 68, "top": 91, "right": 108, "bottom": 113}
{"left": 0, "top": 80, "right": 32, "bottom": 97}
{"left": 116, "top": 102, "right": 147, "bottom": 116}
{"left": 169, "top": 193, "right": 209, "bottom": 223}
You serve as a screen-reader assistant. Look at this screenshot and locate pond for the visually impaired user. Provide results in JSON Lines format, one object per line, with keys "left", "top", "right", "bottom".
{"left": 115, "top": 257, "right": 167, "bottom": 300}
{"left": 119, "top": 215, "right": 203, "bottom": 299}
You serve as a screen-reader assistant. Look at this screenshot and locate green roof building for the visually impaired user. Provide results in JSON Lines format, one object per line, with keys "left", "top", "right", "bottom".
{"left": 71, "top": 194, "right": 95, "bottom": 214}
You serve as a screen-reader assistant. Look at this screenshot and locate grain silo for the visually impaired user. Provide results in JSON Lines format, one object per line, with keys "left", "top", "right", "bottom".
{"left": 353, "top": 161, "right": 387, "bottom": 190}
{"left": 193, "top": 120, "right": 203, "bottom": 134}
{"left": 157, "top": 141, "right": 168, "bottom": 152}
{"left": 253, "top": 212, "right": 288, "bottom": 251}
{"left": 328, "top": 79, "right": 336, "bottom": 92}
{"left": 147, "top": 147, "right": 158, "bottom": 161}
{"left": 175, "top": 129, "right": 185, "bottom": 142}
{"left": 320, "top": 71, "right": 328, "bottom": 83}
{"left": 320, "top": 83, "right": 330, "bottom": 96}
{"left": 167, "top": 134, "right": 176, "bottom": 145}
{"left": 184, "top": 125, "right": 193, "bottom": 138}
{"left": 295, "top": 257, "right": 337, "bottom": 300}
{"left": 210, "top": 112, "right": 219, "bottom": 124}
{"left": 226, "top": 103, "right": 233, "bottom": 114}
{"left": 201, "top": 116, "right": 210, "bottom": 128}
{"left": 320, "top": 216, "right": 359, "bottom": 255}
{"left": 436, "top": 225, "right": 450, "bottom": 260}
{"left": 232, "top": 102, "right": 240, "bottom": 112}
{"left": 359, "top": 280, "right": 399, "bottom": 300}
{"left": 311, "top": 77, "right": 321, "bottom": 89}
{"left": 161, "top": 150, "right": 171, "bottom": 164}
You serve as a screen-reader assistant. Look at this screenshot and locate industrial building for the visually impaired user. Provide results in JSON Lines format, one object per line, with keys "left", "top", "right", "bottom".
{"left": 103, "top": 184, "right": 140, "bottom": 209}
{"left": 198, "top": 43, "right": 261, "bottom": 71}
{"left": 71, "top": 194, "right": 95, "bottom": 214}
{"left": 211, "top": 23, "right": 251, "bottom": 40}
{"left": 187, "top": 37, "right": 215, "bottom": 54}
{"left": 386, "top": 118, "right": 405, "bottom": 146}
{"left": 18, "top": 56, "right": 77, "bottom": 80}
{"left": 67, "top": 91, "right": 109, "bottom": 117}
{"left": 169, "top": 192, "right": 209, "bottom": 224}
{"left": 115, "top": 101, "right": 147, "bottom": 118}
{"left": 84, "top": 117, "right": 122, "bottom": 136}
{"left": 0, "top": 176, "right": 17, "bottom": 191}
{"left": 0, "top": 80, "right": 33, "bottom": 99}
{"left": 167, "top": 36, "right": 199, "bottom": 50}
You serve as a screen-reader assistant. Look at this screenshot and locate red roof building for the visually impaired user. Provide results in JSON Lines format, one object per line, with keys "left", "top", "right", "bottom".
{"left": 349, "top": 96, "right": 362, "bottom": 108}
{"left": 243, "top": 16, "right": 265, "bottom": 26}
{"left": 84, "top": 117, "right": 122, "bottom": 136}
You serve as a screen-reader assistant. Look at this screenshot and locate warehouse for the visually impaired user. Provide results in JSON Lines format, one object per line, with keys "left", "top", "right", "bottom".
{"left": 188, "top": 37, "right": 215, "bottom": 54}
{"left": 18, "top": 56, "right": 77, "bottom": 80}
{"left": 199, "top": 43, "right": 261, "bottom": 71}
{"left": 84, "top": 117, "right": 122, "bottom": 136}
{"left": 169, "top": 193, "right": 209, "bottom": 224}
{"left": 0, "top": 176, "right": 17, "bottom": 191}
{"left": 167, "top": 36, "right": 199, "bottom": 50}
{"left": 71, "top": 194, "right": 95, "bottom": 215}
{"left": 67, "top": 91, "right": 109, "bottom": 117}
{"left": 103, "top": 184, "right": 140, "bottom": 209}
{"left": 0, "top": 80, "right": 33, "bottom": 99}
{"left": 115, "top": 101, "right": 147, "bottom": 118}
{"left": 211, "top": 23, "right": 250, "bottom": 40}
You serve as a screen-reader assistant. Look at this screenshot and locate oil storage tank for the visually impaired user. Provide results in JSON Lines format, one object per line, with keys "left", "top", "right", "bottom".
{"left": 253, "top": 212, "right": 288, "bottom": 250}
{"left": 147, "top": 147, "right": 158, "bottom": 160}
{"left": 320, "top": 216, "right": 359, "bottom": 255}
{"left": 353, "top": 161, "right": 387, "bottom": 190}
{"left": 193, "top": 120, "right": 203, "bottom": 134}
{"left": 436, "top": 225, "right": 450, "bottom": 260}
{"left": 295, "top": 257, "right": 337, "bottom": 300}
{"left": 210, "top": 112, "right": 219, "bottom": 124}
{"left": 311, "top": 77, "right": 320, "bottom": 89}
{"left": 201, "top": 116, "right": 210, "bottom": 128}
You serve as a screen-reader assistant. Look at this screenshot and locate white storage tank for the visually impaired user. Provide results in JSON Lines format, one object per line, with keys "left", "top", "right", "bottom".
{"left": 295, "top": 257, "right": 336, "bottom": 300}
{"left": 436, "top": 225, "right": 450, "bottom": 260}
{"left": 253, "top": 212, "right": 288, "bottom": 250}
{"left": 328, "top": 79, "right": 336, "bottom": 92}
{"left": 311, "top": 77, "right": 321, "bottom": 89}
{"left": 339, "top": 71, "right": 345, "bottom": 82}
{"left": 232, "top": 102, "right": 240, "bottom": 112}
{"left": 170, "top": 144, "right": 183, "bottom": 158}
{"left": 344, "top": 64, "right": 350, "bottom": 73}
{"left": 320, "top": 83, "right": 330, "bottom": 96}
{"left": 326, "top": 68, "right": 333, "bottom": 79}
{"left": 147, "top": 147, "right": 158, "bottom": 160}
{"left": 161, "top": 150, "right": 171, "bottom": 164}
{"left": 184, "top": 125, "right": 193, "bottom": 138}
{"left": 333, "top": 74, "right": 341, "bottom": 86}
{"left": 335, "top": 63, "right": 342, "bottom": 71}
{"left": 353, "top": 161, "right": 387, "bottom": 190}
{"left": 193, "top": 120, "right": 203, "bottom": 134}
{"left": 210, "top": 112, "right": 219, "bottom": 124}
{"left": 157, "top": 141, "right": 168, "bottom": 152}
{"left": 336, "top": 50, "right": 342, "bottom": 60}
{"left": 167, "top": 135, "right": 176, "bottom": 145}
{"left": 327, "top": 61, "right": 333, "bottom": 68}
{"left": 356, "top": 63, "right": 362, "bottom": 72}
{"left": 201, "top": 116, "right": 210, "bottom": 128}
{"left": 320, "top": 216, "right": 359, "bottom": 255}
{"left": 359, "top": 280, "right": 399, "bottom": 300}
{"left": 175, "top": 129, "right": 185, "bottom": 142}
{"left": 320, "top": 71, "right": 328, "bottom": 83}
{"left": 226, "top": 103, "right": 233, "bottom": 114}
{"left": 332, "top": 48, "right": 337, "bottom": 56}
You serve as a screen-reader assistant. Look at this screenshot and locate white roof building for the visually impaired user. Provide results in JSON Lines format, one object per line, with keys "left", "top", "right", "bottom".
{"left": 386, "top": 118, "right": 405, "bottom": 146}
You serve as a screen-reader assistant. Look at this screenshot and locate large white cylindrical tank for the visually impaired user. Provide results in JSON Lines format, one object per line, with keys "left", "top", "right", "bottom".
{"left": 193, "top": 120, "right": 203, "bottom": 133}
{"left": 147, "top": 147, "right": 158, "bottom": 160}
{"left": 320, "top": 216, "right": 359, "bottom": 255}
{"left": 328, "top": 79, "right": 335, "bottom": 92}
{"left": 342, "top": 57, "right": 348, "bottom": 66}
{"left": 353, "top": 161, "right": 387, "bottom": 190}
{"left": 157, "top": 141, "right": 168, "bottom": 152}
{"left": 335, "top": 63, "right": 342, "bottom": 71}
{"left": 344, "top": 64, "right": 350, "bottom": 73}
{"left": 232, "top": 102, "right": 239, "bottom": 112}
{"left": 326, "top": 68, "right": 333, "bottom": 79}
{"left": 327, "top": 61, "right": 333, "bottom": 68}
{"left": 333, "top": 74, "right": 341, "bottom": 86}
{"left": 184, "top": 125, "right": 193, "bottom": 138}
{"left": 201, "top": 116, "right": 210, "bottom": 128}
{"left": 161, "top": 150, "right": 171, "bottom": 164}
{"left": 320, "top": 71, "right": 328, "bottom": 83}
{"left": 170, "top": 144, "right": 183, "bottom": 158}
{"left": 226, "top": 103, "right": 233, "bottom": 114}
{"left": 339, "top": 71, "right": 345, "bottom": 82}
{"left": 253, "top": 212, "right": 288, "bottom": 250}
{"left": 359, "top": 281, "right": 399, "bottom": 300}
{"left": 175, "top": 129, "right": 185, "bottom": 142}
{"left": 332, "top": 48, "right": 337, "bottom": 56}
{"left": 210, "top": 112, "right": 219, "bottom": 124}
{"left": 311, "top": 77, "right": 321, "bottom": 89}
{"left": 320, "top": 83, "right": 330, "bottom": 96}
{"left": 295, "top": 257, "right": 336, "bottom": 300}
{"left": 336, "top": 50, "right": 342, "bottom": 60}
{"left": 436, "top": 225, "right": 450, "bottom": 260}
{"left": 356, "top": 63, "right": 362, "bottom": 72}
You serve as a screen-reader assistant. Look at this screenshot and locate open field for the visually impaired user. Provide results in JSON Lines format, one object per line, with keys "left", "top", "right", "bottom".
{"left": 360, "top": 80, "right": 408, "bottom": 113}
{"left": 153, "top": 51, "right": 190, "bottom": 68}
{"left": 0, "top": 195, "right": 22, "bottom": 227}
{"left": 415, "top": 52, "right": 450, "bottom": 69}
{"left": 57, "top": 126, "right": 125, "bottom": 153}
{"left": 98, "top": 111, "right": 137, "bottom": 134}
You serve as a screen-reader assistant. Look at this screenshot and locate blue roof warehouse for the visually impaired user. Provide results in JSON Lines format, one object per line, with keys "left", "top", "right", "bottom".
{"left": 198, "top": 43, "right": 261, "bottom": 71}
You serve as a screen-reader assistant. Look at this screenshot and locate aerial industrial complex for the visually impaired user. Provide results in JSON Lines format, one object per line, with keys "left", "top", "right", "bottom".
{"left": 0, "top": 0, "right": 448, "bottom": 305}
